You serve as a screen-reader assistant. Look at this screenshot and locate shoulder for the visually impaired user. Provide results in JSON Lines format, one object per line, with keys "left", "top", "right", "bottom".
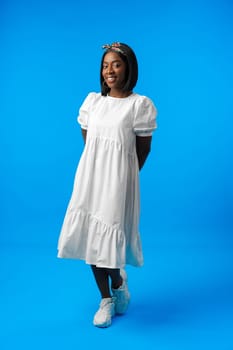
{"left": 84, "top": 91, "right": 101, "bottom": 102}
{"left": 80, "top": 92, "right": 102, "bottom": 108}
{"left": 133, "top": 93, "right": 157, "bottom": 114}
{"left": 133, "top": 93, "right": 155, "bottom": 105}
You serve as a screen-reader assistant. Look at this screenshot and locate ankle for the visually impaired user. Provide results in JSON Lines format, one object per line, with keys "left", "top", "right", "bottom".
{"left": 112, "top": 277, "right": 123, "bottom": 290}
{"left": 101, "top": 294, "right": 112, "bottom": 299}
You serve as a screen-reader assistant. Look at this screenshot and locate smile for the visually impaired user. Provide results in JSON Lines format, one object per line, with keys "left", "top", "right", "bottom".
{"left": 106, "top": 77, "right": 117, "bottom": 83}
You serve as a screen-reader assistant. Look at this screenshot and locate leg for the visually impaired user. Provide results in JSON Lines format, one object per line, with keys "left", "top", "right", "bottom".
{"left": 91, "top": 265, "right": 111, "bottom": 298}
{"left": 106, "top": 268, "right": 123, "bottom": 289}
{"left": 91, "top": 265, "right": 115, "bottom": 327}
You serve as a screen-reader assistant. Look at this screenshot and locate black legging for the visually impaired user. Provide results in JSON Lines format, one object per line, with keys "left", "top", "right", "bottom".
{"left": 91, "top": 265, "right": 123, "bottom": 298}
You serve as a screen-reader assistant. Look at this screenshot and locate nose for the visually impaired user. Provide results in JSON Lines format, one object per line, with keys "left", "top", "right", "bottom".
{"left": 107, "top": 64, "right": 113, "bottom": 74}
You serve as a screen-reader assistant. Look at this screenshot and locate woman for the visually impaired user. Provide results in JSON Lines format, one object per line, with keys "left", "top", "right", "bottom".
{"left": 58, "top": 42, "right": 157, "bottom": 327}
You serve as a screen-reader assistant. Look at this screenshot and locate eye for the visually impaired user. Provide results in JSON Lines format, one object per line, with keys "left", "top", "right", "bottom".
{"left": 113, "top": 62, "right": 121, "bottom": 68}
{"left": 102, "top": 64, "right": 108, "bottom": 69}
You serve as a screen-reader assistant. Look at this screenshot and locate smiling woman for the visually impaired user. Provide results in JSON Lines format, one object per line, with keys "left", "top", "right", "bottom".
{"left": 57, "top": 42, "right": 157, "bottom": 328}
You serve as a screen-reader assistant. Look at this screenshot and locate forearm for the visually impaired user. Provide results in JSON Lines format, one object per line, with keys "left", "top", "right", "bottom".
{"left": 136, "top": 148, "right": 151, "bottom": 170}
{"left": 136, "top": 136, "right": 152, "bottom": 170}
{"left": 81, "top": 128, "right": 87, "bottom": 144}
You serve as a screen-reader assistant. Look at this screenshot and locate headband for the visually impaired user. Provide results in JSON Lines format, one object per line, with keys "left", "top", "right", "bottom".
{"left": 102, "top": 42, "right": 126, "bottom": 56}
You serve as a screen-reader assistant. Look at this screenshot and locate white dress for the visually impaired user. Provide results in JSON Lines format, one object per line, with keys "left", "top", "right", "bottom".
{"left": 58, "top": 92, "right": 157, "bottom": 268}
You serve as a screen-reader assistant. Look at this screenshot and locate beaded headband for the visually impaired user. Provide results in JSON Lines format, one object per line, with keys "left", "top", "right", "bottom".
{"left": 102, "top": 42, "right": 126, "bottom": 55}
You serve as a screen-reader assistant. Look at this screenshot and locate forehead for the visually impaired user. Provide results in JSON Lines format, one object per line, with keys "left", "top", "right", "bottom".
{"left": 103, "top": 51, "right": 124, "bottom": 63}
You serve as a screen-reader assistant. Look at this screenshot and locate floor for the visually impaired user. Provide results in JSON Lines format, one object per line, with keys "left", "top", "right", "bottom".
{"left": 1, "top": 227, "right": 233, "bottom": 350}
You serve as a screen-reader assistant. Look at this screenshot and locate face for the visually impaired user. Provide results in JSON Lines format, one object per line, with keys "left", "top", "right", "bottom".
{"left": 102, "top": 51, "right": 127, "bottom": 92}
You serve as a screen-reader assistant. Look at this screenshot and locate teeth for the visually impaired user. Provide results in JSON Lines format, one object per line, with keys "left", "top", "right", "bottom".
{"left": 107, "top": 77, "right": 116, "bottom": 82}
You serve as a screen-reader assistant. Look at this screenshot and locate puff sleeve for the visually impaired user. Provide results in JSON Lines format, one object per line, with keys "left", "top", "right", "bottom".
{"left": 77, "top": 92, "right": 96, "bottom": 130}
{"left": 133, "top": 96, "right": 157, "bottom": 136}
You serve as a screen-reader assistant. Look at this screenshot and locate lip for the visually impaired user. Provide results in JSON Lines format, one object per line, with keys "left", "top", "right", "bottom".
{"left": 106, "top": 76, "right": 117, "bottom": 83}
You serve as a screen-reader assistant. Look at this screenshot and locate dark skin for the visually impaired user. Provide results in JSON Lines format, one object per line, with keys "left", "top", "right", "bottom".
{"left": 81, "top": 129, "right": 151, "bottom": 171}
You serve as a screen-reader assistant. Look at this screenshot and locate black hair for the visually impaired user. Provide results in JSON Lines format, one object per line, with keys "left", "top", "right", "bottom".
{"left": 100, "top": 43, "right": 138, "bottom": 96}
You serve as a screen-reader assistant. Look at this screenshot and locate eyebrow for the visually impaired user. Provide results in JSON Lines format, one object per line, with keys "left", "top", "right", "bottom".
{"left": 103, "top": 59, "right": 122, "bottom": 64}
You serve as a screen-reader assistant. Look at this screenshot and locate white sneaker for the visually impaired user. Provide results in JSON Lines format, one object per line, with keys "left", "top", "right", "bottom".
{"left": 93, "top": 297, "right": 115, "bottom": 328}
{"left": 112, "top": 269, "right": 130, "bottom": 314}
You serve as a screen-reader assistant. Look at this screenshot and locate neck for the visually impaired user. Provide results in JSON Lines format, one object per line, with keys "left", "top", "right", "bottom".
{"left": 108, "top": 89, "right": 132, "bottom": 98}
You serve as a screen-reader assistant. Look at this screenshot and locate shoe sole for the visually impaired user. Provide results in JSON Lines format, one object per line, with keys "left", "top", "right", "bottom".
{"left": 93, "top": 320, "right": 112, "bottom": 328}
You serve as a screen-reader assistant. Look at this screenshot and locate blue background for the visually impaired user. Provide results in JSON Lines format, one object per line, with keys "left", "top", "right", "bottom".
{"left": 1, "top": 0, "right": 233, "bottom": 349}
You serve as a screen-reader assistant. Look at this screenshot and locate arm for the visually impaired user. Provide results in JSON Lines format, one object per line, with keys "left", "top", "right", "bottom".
{"left": 136, "top": 135, "right": 152, "bottom": 170}
{"left": 81, "top": 128, "right": 87, "bottom": 144}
